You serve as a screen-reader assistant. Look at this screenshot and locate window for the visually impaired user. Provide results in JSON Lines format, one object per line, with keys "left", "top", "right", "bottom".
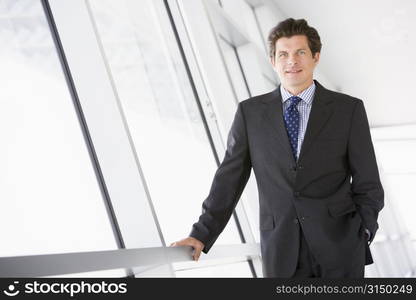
{"left": 0, "top": 0, "right": 120, "bottom": 277}
{"left": 88, "top": 0, "right": 252, "bottom": 276}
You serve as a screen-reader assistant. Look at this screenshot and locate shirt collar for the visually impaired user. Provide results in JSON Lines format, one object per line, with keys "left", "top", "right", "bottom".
{"left": 280, "top": 81, "right": 316, "bottom": 105}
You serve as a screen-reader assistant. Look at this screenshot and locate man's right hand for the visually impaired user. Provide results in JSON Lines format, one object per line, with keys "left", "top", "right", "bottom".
{"left": 169, "top": 237, "right": 205, "bottom": 261}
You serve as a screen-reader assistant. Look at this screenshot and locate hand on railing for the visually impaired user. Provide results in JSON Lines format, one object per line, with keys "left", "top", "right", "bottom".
{"left": 169, "top": 237, "right": 205, "bottom": 261}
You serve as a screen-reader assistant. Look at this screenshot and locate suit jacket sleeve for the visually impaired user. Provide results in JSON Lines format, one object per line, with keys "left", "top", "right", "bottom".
{"left": 348, "top": 99, "right": 384, "bottom": 244}
{"left": 189, "top": 102, "right": 252, "bottom": 253}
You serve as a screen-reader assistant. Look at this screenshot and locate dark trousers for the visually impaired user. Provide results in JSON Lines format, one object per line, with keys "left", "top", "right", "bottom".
{"left": 291, "top": 226, "right": 365, "bottom": 278}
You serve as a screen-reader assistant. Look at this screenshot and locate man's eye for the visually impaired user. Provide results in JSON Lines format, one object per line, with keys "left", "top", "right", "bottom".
{"left": 279, "top": 53, "right": 287, "bottom": 57}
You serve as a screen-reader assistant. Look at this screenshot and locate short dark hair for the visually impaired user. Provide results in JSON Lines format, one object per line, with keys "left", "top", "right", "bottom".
{"left": 267, "top": 18, "right": 322, "bottom": 60}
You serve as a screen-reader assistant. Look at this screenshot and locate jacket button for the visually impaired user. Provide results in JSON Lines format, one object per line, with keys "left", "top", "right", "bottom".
{"left": 293, "top": 218, "right": 299, "bottom": 224}
{"left": 291, "top": 166, "right": 297, "bottom": 172}
{"left": 294, "top": 191, "right": 300, "bottom": 197}
{"left": 298, "top": 165, "right": 304, "bottom": 170}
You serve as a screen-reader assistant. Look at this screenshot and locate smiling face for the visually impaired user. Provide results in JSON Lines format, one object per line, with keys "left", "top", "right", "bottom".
{"left": 271, "top": 35, "right": 320, "bottom": 95}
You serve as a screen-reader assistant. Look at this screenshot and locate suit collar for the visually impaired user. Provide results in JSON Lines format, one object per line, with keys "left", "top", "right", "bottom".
{"left": 280, "top": 81, "right": 316, "bottom": 106}
{"left": 261, "top": 79, "right": 335, "bottom": 164}
{"left": 264, "top": 79, "right": 333, "bottom": 105}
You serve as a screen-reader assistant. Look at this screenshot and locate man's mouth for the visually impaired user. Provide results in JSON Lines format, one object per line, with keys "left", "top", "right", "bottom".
{"left": 285, "top": 70, "right": 302, "bottom": 74}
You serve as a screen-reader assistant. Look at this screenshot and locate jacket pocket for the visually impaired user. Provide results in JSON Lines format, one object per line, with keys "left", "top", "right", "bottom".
{"left": 327, "top": 200, "right": 357, "bottom": 217}
{"left": 260, "top": 214, "right": 274, "bottom": 230}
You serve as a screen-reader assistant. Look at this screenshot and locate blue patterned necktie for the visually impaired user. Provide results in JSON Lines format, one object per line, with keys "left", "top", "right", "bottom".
{"left": 283, "top": 96, "right": 302, "bottom": 160}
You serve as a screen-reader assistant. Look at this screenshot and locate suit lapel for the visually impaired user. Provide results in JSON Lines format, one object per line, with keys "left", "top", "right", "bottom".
{"left": 262, "top": 88, "right": 296, "bottom": 165}
{"left": 261, "top": 80, "right": 334, "bottom": 165}
{"left": 297, "top": 80, "right": 334, "bottom": 163}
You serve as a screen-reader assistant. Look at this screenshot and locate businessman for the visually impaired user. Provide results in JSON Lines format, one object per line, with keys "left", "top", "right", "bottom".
{"left": 171, "top": 18, "right": 384, "bottom": 278}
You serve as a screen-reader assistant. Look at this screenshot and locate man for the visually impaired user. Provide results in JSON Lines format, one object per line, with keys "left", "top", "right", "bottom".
{"left": 171, "top": 18, "right": 384, "bottom": 278}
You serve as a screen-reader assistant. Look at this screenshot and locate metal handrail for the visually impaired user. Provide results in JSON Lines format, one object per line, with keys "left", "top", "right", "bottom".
{"left": 0, "top": 243, "right": 260, "bottom": 277}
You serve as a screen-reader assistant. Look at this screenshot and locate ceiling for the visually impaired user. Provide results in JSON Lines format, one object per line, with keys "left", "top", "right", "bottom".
{"left": 272, "top": 0, "right": 416, "bottom": 127}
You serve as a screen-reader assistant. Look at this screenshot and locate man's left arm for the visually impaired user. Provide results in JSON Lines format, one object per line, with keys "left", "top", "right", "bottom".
{"left": 348, "top": 99, "right": 384, "bottom": 244}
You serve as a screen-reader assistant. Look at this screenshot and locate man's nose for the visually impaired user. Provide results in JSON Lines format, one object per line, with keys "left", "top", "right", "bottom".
{"left": 287, "top": 55, "right": 298, "bottom": 65}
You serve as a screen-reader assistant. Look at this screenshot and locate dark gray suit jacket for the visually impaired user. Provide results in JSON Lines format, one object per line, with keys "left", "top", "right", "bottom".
{"left": 190, "top": 80, "right": 384, "bottom": 277}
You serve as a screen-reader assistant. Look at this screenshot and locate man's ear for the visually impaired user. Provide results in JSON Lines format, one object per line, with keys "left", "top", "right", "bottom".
{"left": 270, "top": 56, "right": 275, "bottom": 67}
{"left": 313, "top": 52, "right": 320, "bottom": 63}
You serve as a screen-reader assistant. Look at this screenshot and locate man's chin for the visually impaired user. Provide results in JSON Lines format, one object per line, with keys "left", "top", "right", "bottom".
{"left": 281, "top": 80, "right": 304, "bottom": 89}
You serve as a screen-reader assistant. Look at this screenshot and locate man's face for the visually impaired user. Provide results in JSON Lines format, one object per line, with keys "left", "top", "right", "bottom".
{"left": 271, "top": 35, "right": 320, "bottom": 92}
